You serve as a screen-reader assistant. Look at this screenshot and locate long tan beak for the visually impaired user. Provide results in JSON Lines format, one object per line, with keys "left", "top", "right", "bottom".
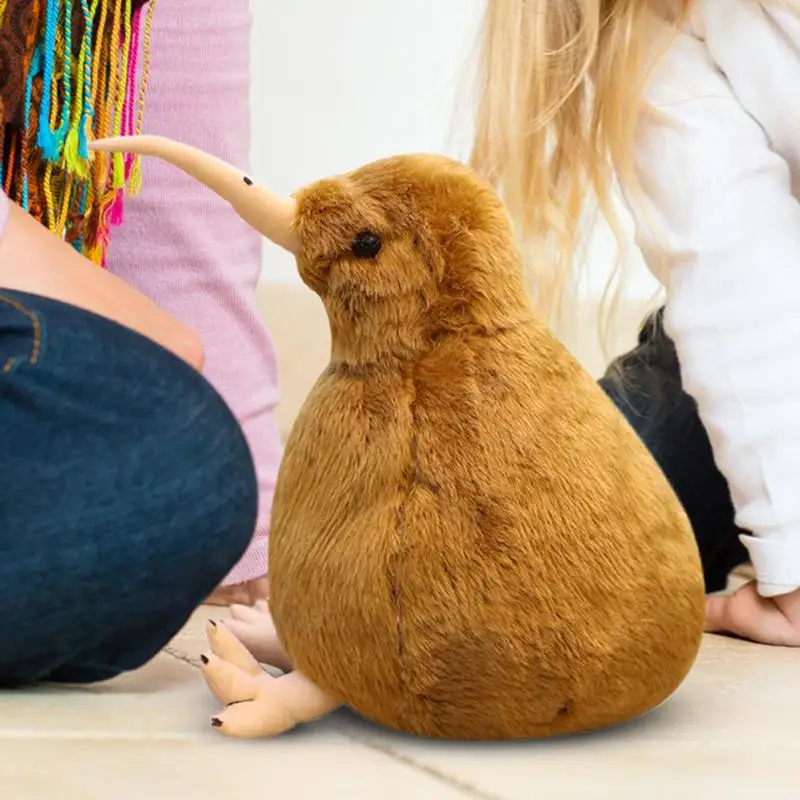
{"left": 90, "top": 135, "right": 299, "bottom": 253}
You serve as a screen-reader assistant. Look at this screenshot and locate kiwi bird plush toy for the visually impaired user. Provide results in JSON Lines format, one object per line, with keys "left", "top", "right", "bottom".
{"left": 92, "top": 135, "right": 706, "bottom": 741}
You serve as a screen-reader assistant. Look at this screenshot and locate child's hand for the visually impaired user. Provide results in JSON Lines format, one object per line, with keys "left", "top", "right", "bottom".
{"left": 705, "top": 584, "right": 800, "bottom": 646}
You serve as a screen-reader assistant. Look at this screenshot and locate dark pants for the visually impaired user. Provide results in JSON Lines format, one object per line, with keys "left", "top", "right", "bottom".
{"left": 599, "top": 308, "right": 748, "bottom": 593}
{"left": 0, "top": 291, "right": 257, "bottom": 686}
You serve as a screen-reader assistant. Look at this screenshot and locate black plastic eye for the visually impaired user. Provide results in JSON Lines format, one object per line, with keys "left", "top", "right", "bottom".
{"left": 351, "top": 230, "right": 382, "bottom": 259}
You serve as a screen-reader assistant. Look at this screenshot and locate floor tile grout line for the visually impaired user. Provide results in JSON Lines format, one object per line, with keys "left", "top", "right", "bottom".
{"left": 0, "top": 729, "right": 206, "bottom": 741}
{"left": 162, "top": 645, "right": 202, "bottom": 670}
{"left": 162, "top": 642, "right": 501, "bottom": 799}
{"left": 337, "top": 728, "right": 504, "bottom": 800}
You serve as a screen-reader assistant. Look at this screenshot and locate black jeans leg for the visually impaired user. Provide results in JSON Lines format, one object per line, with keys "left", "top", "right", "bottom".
{"left": 0, "top": 291, "right": 258, "bottom": 685}
{"left": 599, "top": 308, "right": 748, "bottom": 593}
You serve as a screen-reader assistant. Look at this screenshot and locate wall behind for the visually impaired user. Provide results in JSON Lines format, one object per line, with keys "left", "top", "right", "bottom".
{"left": 249, "top": 0, "right": 660, "bottom": 300}
{"left": 250, "top": 0, "right": 482, "bottom": 281}
{"left": 248, "top": 1, "right": 663, "bottom": 427}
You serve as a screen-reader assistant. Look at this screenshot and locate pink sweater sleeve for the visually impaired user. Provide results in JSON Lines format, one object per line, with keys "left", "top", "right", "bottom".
{"left": 107, "top": 0, "right": 282, "bottom": 586}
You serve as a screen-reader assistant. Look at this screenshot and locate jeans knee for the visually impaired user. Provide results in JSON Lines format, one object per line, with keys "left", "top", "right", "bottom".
{"left": 148, "top": 367, "right": 259, "bottom": 585}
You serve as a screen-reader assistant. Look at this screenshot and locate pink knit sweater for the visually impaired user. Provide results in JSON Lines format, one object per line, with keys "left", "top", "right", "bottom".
{"left": 107, "top": 0, "right": 282, "bottom": 586}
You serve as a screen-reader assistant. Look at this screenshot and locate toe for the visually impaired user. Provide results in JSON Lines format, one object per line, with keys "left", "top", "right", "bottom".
{"left": 212, "top": 689, "right": 295, "bottom": 739}
{"left": 207, "top": 621, "right": 263, "bottom": 675}
{"left": 201, "top": 652, "right": 261, "bottom": 705}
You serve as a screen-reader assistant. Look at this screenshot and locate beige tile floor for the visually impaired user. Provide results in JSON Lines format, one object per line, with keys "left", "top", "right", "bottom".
{"left": 3, "top": 290, "right": 796, "bottom": 798}
{"left": 2, "top": 578, "right": 798, "bottom": 800}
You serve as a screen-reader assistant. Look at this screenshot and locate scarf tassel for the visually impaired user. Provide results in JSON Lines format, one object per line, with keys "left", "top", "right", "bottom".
{"left": 0, "top": 0, "right": 156, "bottom": 264}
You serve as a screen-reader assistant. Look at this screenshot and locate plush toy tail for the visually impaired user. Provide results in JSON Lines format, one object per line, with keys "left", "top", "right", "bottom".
{"left": 90, "top": 134, "right": 300, "bottom": 254}
{"left": 0, "top": 0, "right": 156, "bottom": 265}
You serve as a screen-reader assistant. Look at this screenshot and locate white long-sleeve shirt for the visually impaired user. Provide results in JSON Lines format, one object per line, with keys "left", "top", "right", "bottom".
{"left": 632, "top": 1, "right": 800, "bottom": 596}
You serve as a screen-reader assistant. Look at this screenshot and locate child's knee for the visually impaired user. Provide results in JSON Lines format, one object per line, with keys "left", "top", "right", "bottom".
{"left": 169, "top": 321, "right": 205, "bottom": 371}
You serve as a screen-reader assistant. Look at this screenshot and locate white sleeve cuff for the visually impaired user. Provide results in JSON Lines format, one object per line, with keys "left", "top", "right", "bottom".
{"left": 739, "top": 534, "right": 800, "bottom": 597}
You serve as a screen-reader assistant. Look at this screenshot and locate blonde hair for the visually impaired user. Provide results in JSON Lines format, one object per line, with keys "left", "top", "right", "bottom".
{"left": 471, "top": 0, "right": 691, "bottom": 339}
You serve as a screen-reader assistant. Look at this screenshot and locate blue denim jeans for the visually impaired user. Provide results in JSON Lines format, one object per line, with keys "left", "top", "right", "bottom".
{"left": 0, "top": 290, "right": 257, "bottom": 685}
{"left": 599, "top": 308, "right": 748, "bottom": 593}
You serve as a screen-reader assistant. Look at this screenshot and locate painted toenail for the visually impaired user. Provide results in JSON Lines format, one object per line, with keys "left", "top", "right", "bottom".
{"left": 200, "top": 655, "right": 209, "bottom": 664}
{"left": 211, "top": 718, "right": 223, "bottom": 728}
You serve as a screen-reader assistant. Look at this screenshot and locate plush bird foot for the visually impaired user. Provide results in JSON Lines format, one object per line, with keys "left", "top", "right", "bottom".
{"left": 202, "top": 620, "right": 340, "bottom": 738}
{"left": 224, "top": 599, "right": 294, "bottom": 672}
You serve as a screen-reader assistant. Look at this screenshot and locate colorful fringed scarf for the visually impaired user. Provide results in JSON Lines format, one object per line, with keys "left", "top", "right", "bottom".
{"left": 0, "top": 0, "right": 155, "bottom": 264}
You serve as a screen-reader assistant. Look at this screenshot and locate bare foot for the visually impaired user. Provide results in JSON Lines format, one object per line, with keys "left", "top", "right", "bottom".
{"left": 705, "top": 583, "right": 800, "bottom": 646}
{"left": 206, "top": 576, "right": 269, "bottom": 607}
{"left": 225, "top": 600, "right": 293, "bottom": 671}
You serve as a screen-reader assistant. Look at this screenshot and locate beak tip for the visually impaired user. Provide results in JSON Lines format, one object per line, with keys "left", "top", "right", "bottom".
{"left": 84, "top": 134, "right": 301, "bottom": 255}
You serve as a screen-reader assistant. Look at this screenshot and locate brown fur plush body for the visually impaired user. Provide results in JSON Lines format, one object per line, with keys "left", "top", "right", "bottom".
{"left": 268, "top": 155, "right": 705, "bottom": 740}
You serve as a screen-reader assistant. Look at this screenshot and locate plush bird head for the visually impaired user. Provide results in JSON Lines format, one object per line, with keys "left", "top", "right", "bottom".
{"left": 91, "top": 136, "right": 533, "bottom": 366}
